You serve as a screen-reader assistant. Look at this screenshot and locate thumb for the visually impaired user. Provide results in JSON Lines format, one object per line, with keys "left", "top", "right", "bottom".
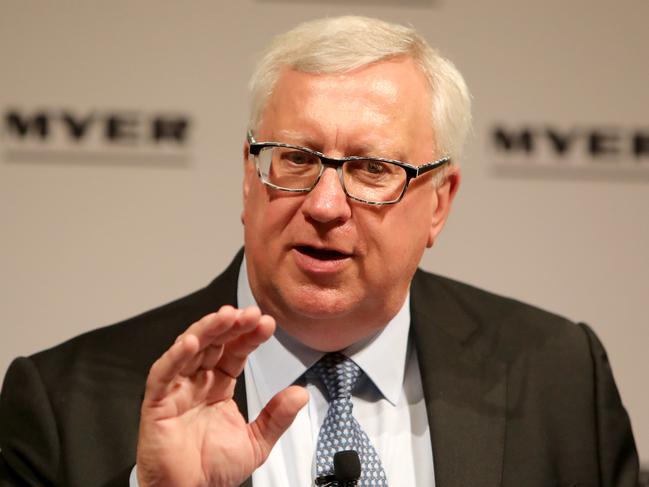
{"left": 248, "top": 385, "right": 309, "bottom": 465}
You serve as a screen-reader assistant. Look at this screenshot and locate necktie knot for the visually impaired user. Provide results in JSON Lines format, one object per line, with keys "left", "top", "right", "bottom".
{"left": 309, "top": 352, "right": 362, "bottom": 401}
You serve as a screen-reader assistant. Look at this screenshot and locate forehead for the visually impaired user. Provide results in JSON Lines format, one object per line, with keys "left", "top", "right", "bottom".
{"left": 259, "top": 58, "right": 435, "bottom": 157}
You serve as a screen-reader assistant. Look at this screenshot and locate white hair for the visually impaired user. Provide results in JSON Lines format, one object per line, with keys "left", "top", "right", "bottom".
{"left": 248, "top": 16, "right": 472, "bottom": 164}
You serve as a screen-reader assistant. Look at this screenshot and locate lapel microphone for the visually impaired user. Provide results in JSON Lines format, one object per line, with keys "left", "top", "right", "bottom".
{"left": 315, "top": 450, "right": 361, "bottom": 486}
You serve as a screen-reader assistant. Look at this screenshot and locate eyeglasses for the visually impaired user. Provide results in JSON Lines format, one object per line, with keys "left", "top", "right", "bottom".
{"left": 247, "top": 131, "right": 450, "bottom": 205}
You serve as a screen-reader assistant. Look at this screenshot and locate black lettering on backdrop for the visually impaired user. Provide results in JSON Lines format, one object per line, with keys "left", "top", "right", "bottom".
{"left": 2, "top": 108, "right": 192, "bottom": 164}
{"left": 545, "top": 127, "right": 578, "bottom": 155}
{"left": 493, "top": 127, "right": 533, "bottom": 153}
{"left": 491, "top": 124, "right": 649, "bottom": 163}
{"left": 3, "top": 110, "right": 191, "bottom": 145}
{"left": 105, "top": 113, "right": 139, "bottom": 143}
{"left": 6, "top": 111, "right": 48, "bottom": 138}
{"left": 61, "top": 112, "right": 95, "bottom": 141}
{"left": 588, "top": 130, "right": 620, "bottom": 157}
{"left": 633, "top": 133, "right": 649, "bottom": 157}
{"left": 152, "top": 117, "right": 188, "bottom": 143}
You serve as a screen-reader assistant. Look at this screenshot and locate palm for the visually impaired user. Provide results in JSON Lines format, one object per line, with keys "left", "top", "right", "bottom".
{"left": 137, "top": 306, "right": 308, "bottom": 487}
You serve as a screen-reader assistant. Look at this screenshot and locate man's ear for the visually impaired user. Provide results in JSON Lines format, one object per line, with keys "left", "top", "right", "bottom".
{"left": 427, "top": 165, "right": 461, "bottom": 248}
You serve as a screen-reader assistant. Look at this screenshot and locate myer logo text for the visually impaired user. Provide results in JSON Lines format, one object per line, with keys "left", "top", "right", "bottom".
{"left": 491, "top": 125, "right": 649, "bottom": 166}
{"left": 2, "top": 108, "right": 192, "bottom": 162}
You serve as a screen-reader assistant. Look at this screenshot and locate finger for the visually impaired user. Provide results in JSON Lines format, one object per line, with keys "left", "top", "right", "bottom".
{"left": 179, "top": 348, "right": 211, "bottom": 377}
{"left": 200, "top": 343, "right": 225, "bottom": 370}
{"left": 144, "top": 334, "right": 200, "bottom": 403}
{"left": 181, "top": 306, "right": 262, "bottom": 352}
{"left": 177, "top": 306, "right": 236, "bottom": 349}
{"left": 248, "top": 385, "right": 309, "bottom": 465}
{"left": 218, "top": 314, "right": 276, "bottom": 378}
{"left": 175, "top": 306, "right": 262, "bottom": 377}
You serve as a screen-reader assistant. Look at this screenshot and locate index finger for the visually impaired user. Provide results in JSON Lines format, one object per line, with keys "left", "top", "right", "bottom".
{"left": 179, "top": 305, "right": 262, "bottom": 352}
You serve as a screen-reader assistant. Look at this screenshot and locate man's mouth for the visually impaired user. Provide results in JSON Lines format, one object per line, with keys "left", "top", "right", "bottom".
{"left": 295, "top": 245, "right": 350, "bottom": 261}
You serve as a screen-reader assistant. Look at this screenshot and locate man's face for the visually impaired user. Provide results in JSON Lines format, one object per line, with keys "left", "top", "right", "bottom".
{"left": 242, "top": 57, "right": 459, "bottom": 351}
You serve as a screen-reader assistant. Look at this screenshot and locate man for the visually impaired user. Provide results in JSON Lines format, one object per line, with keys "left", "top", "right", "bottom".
{"left": 0, "top": 16, "right": 638, "bottom": 487}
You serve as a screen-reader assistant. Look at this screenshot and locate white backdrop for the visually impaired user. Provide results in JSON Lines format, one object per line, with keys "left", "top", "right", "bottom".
{"left": 1, "top": 0, "right": 647, "bottom": 466}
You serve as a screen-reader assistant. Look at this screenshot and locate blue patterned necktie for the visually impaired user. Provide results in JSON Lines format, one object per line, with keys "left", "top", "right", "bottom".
{"left": 309, "top": 352, "right": 388, "bottom": 486}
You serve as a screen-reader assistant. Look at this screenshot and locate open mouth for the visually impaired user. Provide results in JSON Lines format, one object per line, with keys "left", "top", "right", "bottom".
{"left": 295, "top": 246, "right": 350, "bottom": 261}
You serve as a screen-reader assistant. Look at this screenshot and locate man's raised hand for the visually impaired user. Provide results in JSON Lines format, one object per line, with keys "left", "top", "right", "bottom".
{"left": 136, "top": 305, "right": 309, "bottom": 487}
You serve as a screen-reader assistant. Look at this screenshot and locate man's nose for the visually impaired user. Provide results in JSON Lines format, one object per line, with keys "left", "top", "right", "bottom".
{"left": 301, "top": 167, "right": 352, "bottom": 223}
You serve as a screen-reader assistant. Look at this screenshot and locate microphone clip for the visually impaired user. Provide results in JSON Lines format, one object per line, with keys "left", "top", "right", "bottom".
{"left": 314, "top": 450, "right": 361, "bottom": 487}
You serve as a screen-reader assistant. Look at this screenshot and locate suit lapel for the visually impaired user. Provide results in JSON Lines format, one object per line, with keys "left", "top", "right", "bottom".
{"left": 411, "top": 271, "right": 506, "bottom": 487}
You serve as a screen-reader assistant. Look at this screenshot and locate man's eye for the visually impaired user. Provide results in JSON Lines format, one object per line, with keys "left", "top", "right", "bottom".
{"left": 364, "top": 160, "right": 387, "bottom": 174}
{"left": 350, "top": 159, "right": 390, "bottom": 176}
{"left": 282, "top": 151, "right": 317, "bottom": 165}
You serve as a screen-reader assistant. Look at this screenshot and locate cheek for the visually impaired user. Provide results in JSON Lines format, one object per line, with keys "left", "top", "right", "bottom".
{"left": 358, "top": 198, "right": 432, "bottom": 274}
{"left": 244, "top": 182, "right": 303, "bottom": 242}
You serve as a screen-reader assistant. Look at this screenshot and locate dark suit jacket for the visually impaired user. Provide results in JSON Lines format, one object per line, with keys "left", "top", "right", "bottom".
{"left": 0, "top": 251, "right": 639, "bottom": 486}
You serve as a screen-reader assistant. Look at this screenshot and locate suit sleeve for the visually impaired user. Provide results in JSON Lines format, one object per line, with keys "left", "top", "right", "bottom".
{"left": 578, "top": 323, "right": 639, "bottom": 487}
{"left": 0, "top": 357, "right": 61, "bottom": 486}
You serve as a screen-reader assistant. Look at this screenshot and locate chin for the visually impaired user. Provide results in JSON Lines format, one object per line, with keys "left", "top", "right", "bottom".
{"left": 281, "top": 313, "right": 369, "bottom": 352}
{"left": 286, "top": 284, "right": 361, "bottom": 320}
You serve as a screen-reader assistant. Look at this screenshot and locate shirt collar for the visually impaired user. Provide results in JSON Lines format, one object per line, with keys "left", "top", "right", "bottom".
{"left": 239, "top": 256, "right": 410, "bottom": 406}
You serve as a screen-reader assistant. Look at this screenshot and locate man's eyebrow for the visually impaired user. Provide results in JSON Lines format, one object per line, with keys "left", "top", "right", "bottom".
{"left": 351, "top": 141, "right": 407, "bottom": 161}
{"left": 273, "top": 129, "right": 312, "bottom": 145}
{"left": 270, "top": 130, "right": 406, "bottom": 160}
